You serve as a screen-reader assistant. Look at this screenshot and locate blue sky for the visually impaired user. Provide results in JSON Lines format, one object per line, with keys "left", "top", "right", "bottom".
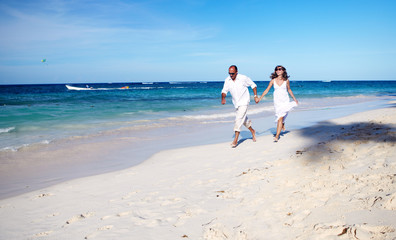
{"left": 0, "top": 0, "right": 395, "bottom": 84}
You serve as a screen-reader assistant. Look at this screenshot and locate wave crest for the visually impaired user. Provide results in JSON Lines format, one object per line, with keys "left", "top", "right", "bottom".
{"left": 0, "top": 127, "right": 15, "bottom": 134}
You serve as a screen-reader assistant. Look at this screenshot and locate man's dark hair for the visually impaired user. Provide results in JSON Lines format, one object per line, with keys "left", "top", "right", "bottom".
{"left": 229, "top": 65, "right": 238, "bottom": 72}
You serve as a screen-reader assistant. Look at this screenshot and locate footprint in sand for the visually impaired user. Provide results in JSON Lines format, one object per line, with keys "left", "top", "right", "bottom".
{"left": 203, "top": 223, "right": 249, "bottom": 240}
{"left": 312, "top": 223, "right": 395, "bottom": 239}
{"left": 63, "top": 212, "right": 95, "bottom": 226}
{"left": 285, "top": 210, "right": 311, "bottom": 227}
{"left": 192, "top": 178, "right": 218, "bottom": 186}
{"left": 174, "top": 208, "right": 206, "bottom": 227}
{"left": 85, "top": 226, "right": 113, "bottom": 239}
{"left": 101, "top": 215, "right": 112, "bottom": 220}
{"left": 46, "top": 212, "right": 60, "bottom": 217}
{"left": 98, "top": 225, "right": 113, "bottom": 230}
{"left": 383, "top": 192, "right": 396, "bottom": 210}
{"left": 121, "top": 190, "right": 140, "bottom": 200}
{"left": 203, "top": 223, "right": 231, "bottom": 239}
{"left": 159, "top": 197, "right": 184, "bottom": 206}
{"left": 237, "top": 168, "right": 269, "bottom": 184}
{"left": 215, "top": 190, "right": 241, "bottom": 199}
{"left": 34, "top": 231, "right": 53, "bottom": 237}
{"left": 33, "top": 193, "right": 54, "bottom": 199}
{"left": 117, "top": 211, "right": 132, "bottom": 217}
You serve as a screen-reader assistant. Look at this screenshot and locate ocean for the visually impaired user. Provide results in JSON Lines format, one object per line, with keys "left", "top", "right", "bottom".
{"left": 1, "top": 80, "right": 395, "bottom": 198}
{"left": 1, "top": 80, "right": 395, "bottom": 152}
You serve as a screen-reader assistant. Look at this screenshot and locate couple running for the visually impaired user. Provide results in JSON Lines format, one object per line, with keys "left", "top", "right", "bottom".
{"left": 221, "top": 65, "right": 298, "bottom": 148}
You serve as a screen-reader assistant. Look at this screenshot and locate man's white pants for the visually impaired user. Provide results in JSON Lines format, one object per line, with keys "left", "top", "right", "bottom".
{"left": 234, "top": 105, "right": 252, "bottom": 132}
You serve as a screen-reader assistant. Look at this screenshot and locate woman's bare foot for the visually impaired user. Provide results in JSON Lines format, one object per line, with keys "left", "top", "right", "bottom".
{"left": 273, "top": 137, "right": 279, "bottom": 142}
{"left": 252, "top": 129, "right": 256, "bottom": 142}
{"left": 231, "top": 142, "right": 237, "bottom": 148}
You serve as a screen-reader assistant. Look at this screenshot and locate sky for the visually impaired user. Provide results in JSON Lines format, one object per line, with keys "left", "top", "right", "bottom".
{"left": 0, "top": 0, "right": 395, "bottom": 84}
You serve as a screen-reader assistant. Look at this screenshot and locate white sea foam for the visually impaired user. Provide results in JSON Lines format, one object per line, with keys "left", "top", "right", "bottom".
{"left": 248, "top": 106, "right": 275, "bottom": 115}
{"left": 130, "top": 86, "right": 165, "bottom": 90}
{"left": 0, "top": 146, "right": 18, "bottom": 152}
{"left": 179, "top": 112, "right": 236, "bottom": 120}
{"left": 132, "top": 87, "right": 156, "bottom": 90}
{"left": 201, "top": 120, "right": 234, "bottom": 124}
{"left": 0, "top": 127, "right": 15, "bottom": 134}
{"left": 0, "top": 139, "right": 51, "bottom": 152}
{"left": 1, "top": 143, "right": 28, "bottom": 152}
{"left": 178, "top": 106, "right": 274, "bottom": 121}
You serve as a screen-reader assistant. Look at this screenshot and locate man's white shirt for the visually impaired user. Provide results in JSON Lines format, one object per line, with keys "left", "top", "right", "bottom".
{"left": 221, "top": 74, "right": 257, "bottom": 108}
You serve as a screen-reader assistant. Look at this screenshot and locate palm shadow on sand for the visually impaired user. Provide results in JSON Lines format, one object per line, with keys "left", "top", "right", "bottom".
{"left": 294, "top": 120, "right": 396, "bottom": 163}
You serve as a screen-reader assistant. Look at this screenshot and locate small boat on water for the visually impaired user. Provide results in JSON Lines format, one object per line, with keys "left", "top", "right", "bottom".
{"left": 65, "top": 85, "right": 93, "bottom": 90}
{"left": 66, "top": 85, "right": 130, "bottom": 90}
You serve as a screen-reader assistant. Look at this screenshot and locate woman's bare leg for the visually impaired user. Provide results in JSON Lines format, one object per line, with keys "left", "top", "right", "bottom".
{"left": 274, "top": 117, "right": 283, "bottom": 142}
{"left": 248, "top": 126, "right": 256, "bottom": 142}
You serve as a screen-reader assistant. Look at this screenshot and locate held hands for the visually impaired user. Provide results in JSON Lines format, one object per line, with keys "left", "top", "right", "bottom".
{"left": 255, "top": 95, "right": 264, "bottom": 104}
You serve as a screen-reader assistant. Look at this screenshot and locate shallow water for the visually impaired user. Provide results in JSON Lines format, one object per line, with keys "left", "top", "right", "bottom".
{"left": 0, "top": 81, "right": 395, "bottom": 198}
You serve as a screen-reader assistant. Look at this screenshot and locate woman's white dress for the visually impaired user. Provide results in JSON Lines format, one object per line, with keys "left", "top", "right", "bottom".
{"left": 273, "top": 80, "right": 297, "bottom": 122}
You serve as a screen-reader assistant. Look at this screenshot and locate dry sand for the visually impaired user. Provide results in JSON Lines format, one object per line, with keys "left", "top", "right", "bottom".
{"left": 0, "top": 107, "right": 395, "bottom": 240}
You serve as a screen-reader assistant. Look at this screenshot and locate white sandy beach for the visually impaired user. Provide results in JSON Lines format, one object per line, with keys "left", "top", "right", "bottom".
{"left": 0, "top": 106, "right": 395, "bottom": 239}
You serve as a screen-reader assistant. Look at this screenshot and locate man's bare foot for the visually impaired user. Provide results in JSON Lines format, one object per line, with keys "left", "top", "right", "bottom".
{"left": 231, "top": 142, "right": 237, "bottom": 148}
{"left": 252, "top": 129, "right": 256, "bottom": 142}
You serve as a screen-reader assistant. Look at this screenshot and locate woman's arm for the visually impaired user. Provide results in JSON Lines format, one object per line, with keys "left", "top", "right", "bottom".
{"left": 259, "top": 80, "right": 274, "bottom": 101}
{"left": 286, "top": 80, "right": 298, "bottom": 104}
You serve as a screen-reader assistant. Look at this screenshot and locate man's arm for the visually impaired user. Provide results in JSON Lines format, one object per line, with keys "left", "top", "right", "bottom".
{"left": 221, "top": 80, "right": 228, "bottom": 105}
{"left": 252, "top": 87, "right": 258, "bottom": 103}
{"left": 221, "top": 93, "right": 227, "bottom": 105}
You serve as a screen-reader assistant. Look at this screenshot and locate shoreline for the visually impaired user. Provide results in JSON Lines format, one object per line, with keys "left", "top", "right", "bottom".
{"left": 0, "top": 105, "right": 395, "bottom": 239}
{"left": 0, "top": 96, "right": 394, "bottom": 199}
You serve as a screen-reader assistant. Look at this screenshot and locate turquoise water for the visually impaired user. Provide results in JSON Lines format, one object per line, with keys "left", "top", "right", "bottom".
{"left": 0, "top": 80, "right": 395, "bottom": 199}
{"left": 1, "top": 81, "right": 395, "bottom": 151}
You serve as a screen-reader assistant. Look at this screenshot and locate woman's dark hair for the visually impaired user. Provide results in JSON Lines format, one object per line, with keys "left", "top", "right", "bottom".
{"left": 270, "top": 65, "right": 290, "bottom": 80}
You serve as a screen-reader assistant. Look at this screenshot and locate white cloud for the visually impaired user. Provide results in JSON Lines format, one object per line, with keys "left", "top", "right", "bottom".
{"left": 0, "top": 1, "right": 219, "bottom": 62}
